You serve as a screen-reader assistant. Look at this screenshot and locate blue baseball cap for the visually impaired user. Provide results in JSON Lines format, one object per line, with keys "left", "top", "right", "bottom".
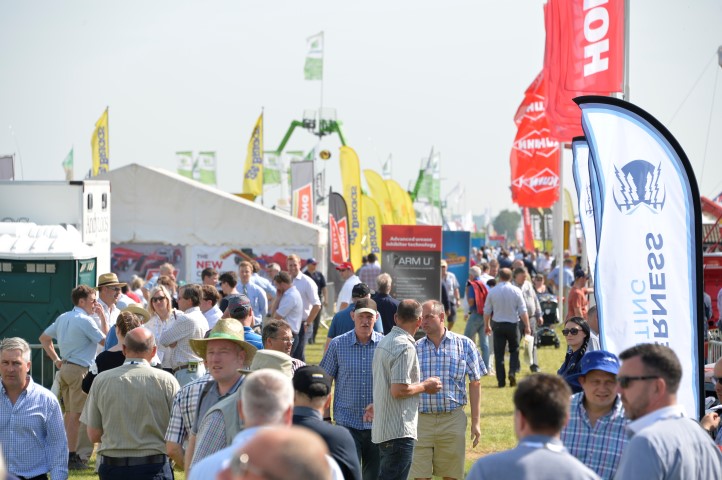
{"left": 579, "top": 350, "right": 620, "bottom": 376}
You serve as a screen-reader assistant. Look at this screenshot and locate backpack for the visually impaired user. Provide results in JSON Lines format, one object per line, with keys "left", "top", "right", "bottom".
{"left": 467, "top": 279, "right": 488, "bottom": 315}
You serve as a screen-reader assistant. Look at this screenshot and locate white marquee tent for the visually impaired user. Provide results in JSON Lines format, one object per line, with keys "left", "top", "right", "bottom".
{"left": 98, "top": 164, "right": 327, "bottom": 277}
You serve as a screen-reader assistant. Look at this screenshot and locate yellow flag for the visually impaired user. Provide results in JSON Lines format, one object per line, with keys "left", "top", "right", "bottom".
{"left": 242, "top": 113, "right": 264, "bottom": 197}
{"left": 339, "top": 146, "right": 363, "bottom": 271}
{"left": 363, "top": 169, "right": 394, "bottom": 225}
{"left": 361, "top": 194, "right": 382, "bottom": 257}
{"left": 91, "top": 108, "right": 109, "bottom": 176}
{"left": 385, "top": 179, "right": 416, "bottom": 225}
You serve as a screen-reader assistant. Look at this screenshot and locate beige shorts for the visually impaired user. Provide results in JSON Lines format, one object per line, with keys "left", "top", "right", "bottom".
{"left": 410, "top": 406, "right": 467, "bottom": 479}
{"left": 59, "top": 362, "right": 89, "bottom": 413}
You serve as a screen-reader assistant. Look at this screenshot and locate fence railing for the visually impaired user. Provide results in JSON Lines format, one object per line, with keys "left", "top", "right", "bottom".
{"left": 29, "top": 343, "right": 59, "bottom": 389}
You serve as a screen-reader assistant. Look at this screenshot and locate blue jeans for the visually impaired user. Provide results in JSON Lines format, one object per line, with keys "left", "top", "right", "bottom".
{"left": 378, "top": 437, "right": 415, "bottom": 480}
{"left": 346, "top": 427, "right": 380, "bottom": 480}
{"left": 99, "top": 461, "right": 173, "bottom": 480}
{"left": 464, "top": 312, "right": 490, "bottom": 369}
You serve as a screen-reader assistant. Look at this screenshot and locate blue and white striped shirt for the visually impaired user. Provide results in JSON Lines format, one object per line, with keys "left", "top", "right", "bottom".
{"left": 320, "top": 329, "right": 384, "bottom": 430}
{"left": 560, "top": 393, "right": 628, "bottom": 480}
{"left": 0, "top": 376, "right": 68, "bottom": 479}
{"left": 416, "top": 330, "right": 485, "bottom": 413}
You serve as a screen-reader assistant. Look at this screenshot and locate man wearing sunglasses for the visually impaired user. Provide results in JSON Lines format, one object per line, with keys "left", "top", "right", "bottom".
{"left": 614, "top": 344, "right": 722, "bottom": 478}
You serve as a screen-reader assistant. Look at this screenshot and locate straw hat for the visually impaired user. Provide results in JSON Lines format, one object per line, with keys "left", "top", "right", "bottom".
{"left": 122, "top": 304, "right": 150, "bottom": 323}
{"left": 189, "top": 318, "right": 257, "bottom": 362}
{"left": 238, "top": 350, "right": 293, "bottom": 378}
{"left": 97, "top": 273, "right": 127, "bottom": 288}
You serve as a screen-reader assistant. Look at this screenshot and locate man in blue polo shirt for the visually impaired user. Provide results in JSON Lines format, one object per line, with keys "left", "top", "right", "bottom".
{"left": 320, "top": 297, "right": 384, "bottom": 480}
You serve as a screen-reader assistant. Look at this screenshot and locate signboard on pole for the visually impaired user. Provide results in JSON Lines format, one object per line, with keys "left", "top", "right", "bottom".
{"left": 382, "top": 225, "right": 442, "bottom": 302}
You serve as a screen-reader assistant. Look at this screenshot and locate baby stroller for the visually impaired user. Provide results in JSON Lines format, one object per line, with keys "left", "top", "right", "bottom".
{"left": 535, "top": 293, "right": 560, "bottom": 348}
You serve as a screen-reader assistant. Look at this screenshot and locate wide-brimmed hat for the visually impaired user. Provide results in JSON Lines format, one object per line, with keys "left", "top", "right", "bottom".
{"left": 122, "top": 304, "right": 150, "bottom": 323}
{"left": 97, "top": 273, "right": 127, "bottom": 288}
{"left": 189, "top": 318, "right": 257, "bottom": 362}
{"left": 238, "top": 350, "right": 293, "bottom": 378}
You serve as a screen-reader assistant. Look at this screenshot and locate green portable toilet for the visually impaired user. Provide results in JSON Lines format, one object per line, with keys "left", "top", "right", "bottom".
{"left": 0, "top": 222, "right": 97, "bottom": 387}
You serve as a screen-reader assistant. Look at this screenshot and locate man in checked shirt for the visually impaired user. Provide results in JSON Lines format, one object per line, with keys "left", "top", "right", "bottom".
{"left": 410, "top": 299, "right": 486, "bottom": 480}
{"left": 320, "top": 297, "right": 384, "bottom": 480}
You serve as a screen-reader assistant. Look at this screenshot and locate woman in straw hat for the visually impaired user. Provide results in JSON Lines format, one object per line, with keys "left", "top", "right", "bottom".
{"left": 146, "top": 284, "right": 181, "bottom": 373}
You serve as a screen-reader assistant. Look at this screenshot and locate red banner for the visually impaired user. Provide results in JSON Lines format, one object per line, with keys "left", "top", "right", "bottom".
{"left": 543, "top": 0, "right": 624, "bottom": 142}
{"left": 510, "top": 73, "right": 561, "bottom": 209}
{"left": 381, "top": 225, "right": 442, "bottom": 252}
{"left": 522, "top": 207, "right": 535, "bottom": 250}
{"left": 565, "top": 0, "right": 624, "bottom": 93}
{"left": 292, "top": 183, "right": 314, "bottom": 222}
{"left": 329, "top": 214, "right": 345, "bottom": 265}
{"left": 337, "top": 217, "right": 349, "bottom": 262}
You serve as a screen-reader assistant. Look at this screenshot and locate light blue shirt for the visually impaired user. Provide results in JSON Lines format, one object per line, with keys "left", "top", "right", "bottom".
{"left": 238, "top": 281, "right": 268, "bottom": 324}
{"left": 483, "top": 281, "right": 527, "bottom": 324}
{"left": 251, "top": 273, "right": 276, "bottom": 298}
{"left": 188, "top": 426, "right": 263, "bottom": 480}
{"left": 44, "top": 307, "right": 105, "bottom": 366}
{"left": 0, "top": 376, "right": 68, "bottom": 479}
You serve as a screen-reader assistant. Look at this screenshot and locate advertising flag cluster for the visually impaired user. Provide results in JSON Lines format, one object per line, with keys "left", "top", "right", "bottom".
{"left": 386, "top": 179, "right": 416, "bottom": 225}
{"left": 91, "top": 108, "right": 109, "bottom": 176}
{"left": 543, "top": 0, "right": 624, "bottom": 142}
{"left": 364, "top": 169, "right": 395, "bottom": 225}
{"left": 243, "top": 113, "right": 264, "bottom": 197}
{"left": 510, "top": 72, "right": 561, "bottom": 208}
{"left": 578, "top": 96, "right": 703, "bottom": 418}
{"left": 339, "top": 146, "right": 363, "bottom": 271}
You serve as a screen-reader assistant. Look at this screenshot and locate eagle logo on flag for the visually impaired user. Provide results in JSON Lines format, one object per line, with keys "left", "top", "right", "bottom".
{"left": 612, "top": 159, "right": 666, "bottom": 214}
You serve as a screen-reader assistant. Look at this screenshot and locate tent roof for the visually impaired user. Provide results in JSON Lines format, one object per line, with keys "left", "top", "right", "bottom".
{"left": 98, "top": 164, "right": 326, "bottom": 247}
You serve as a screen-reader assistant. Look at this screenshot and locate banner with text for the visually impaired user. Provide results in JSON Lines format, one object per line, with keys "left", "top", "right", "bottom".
{"left": 291, "top": 160, "right": 315, "bottom": 223}
{"left": 382, "top": 225, "right": 442, "bottom": 302}
{"left": 188, "top": 244, "right": 313, "bottom": 283}
{"left": 578, "top": 95, "right": 703, "bottom": 418}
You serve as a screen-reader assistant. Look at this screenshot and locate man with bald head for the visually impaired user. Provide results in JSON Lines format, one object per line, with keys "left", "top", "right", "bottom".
{"left": 218, "top": 426, "right": 332, "bottom": 480}
{"left": 81, "top": 328, "right": 180, "bottom": 480}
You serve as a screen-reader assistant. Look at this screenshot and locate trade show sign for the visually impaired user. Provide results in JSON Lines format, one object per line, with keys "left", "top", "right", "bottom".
{"left": 381, "top": 225, "right": 441, "bottom": 302}
{"left": 442, "top": 230, "right": 471, "bottom": 296}
{"left": 188, "top": 245, "right": 313, "bottom": 283}
{"left": 577, "top": 96, "right": 703, "bottom": 418}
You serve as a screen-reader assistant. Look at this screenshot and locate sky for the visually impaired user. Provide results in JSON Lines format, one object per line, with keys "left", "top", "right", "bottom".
{"left": 1, "top": 0, "right": 721, "bottom": 220}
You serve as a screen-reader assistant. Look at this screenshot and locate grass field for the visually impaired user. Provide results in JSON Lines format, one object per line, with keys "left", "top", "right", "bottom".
{"left": 69, "top": 316, "right": 568, "bottom": 479}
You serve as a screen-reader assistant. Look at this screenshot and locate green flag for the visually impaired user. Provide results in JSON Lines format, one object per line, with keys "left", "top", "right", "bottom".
{"left": 198, "top": 151, "right": 217, "bottom": 186}
{"left": 62, "top": 148, "right": 73, "bottom": 181}
{"left": 304, "top": 32, "right": 323, "bottom": 80}
{"left": 264, "top": 153, "right": 281, "bottom": 185}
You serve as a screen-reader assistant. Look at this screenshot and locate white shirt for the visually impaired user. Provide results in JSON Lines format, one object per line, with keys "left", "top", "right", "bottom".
{"left": 292, "top": 272, "right": 321, "bottom": 321}
{"left": 203, "top": 305, "right": 223, "bottom": 329}
{"left": 336, "top": 275, "right": 361, "bottom": 310}
{"left": 626, "top": 404, "right": 687, "bottom": 436}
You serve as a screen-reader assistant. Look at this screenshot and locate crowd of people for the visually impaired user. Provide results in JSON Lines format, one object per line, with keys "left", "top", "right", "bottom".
{"left": 1, "top": 247, "right": 722, "bottom": 480}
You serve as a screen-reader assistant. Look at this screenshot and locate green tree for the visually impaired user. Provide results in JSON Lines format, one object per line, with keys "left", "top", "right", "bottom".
{"left": 493, "top": 209, "right": 521, "bottom": 240}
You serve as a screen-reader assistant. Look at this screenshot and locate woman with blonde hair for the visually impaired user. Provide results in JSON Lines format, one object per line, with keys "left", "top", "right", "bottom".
{"left": 146, "top": 284, "right": 180, "bottom": 373}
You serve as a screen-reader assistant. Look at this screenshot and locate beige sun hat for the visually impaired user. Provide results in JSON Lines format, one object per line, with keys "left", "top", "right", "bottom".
{"left": 238, "top": 350, "right": 293, "bottom": 378}
{"left": 122, "top": 304, "right": 151, "bottom": 323}
{"left": 189, "top": 318, "right": 257, "bottom": 362}
{"left": 97, "top": 273, "right": 127, "bottom": 288}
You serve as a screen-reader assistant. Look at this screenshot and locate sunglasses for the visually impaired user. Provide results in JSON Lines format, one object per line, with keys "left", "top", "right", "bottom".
{"left": 562, "top": 327, "right": 581, "bottom": 336}
{"left": 617, "top": 375, "right": 660, "bottom": 389}
{"left": 151, "top": 296, "right": 167, "bottom": 303}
